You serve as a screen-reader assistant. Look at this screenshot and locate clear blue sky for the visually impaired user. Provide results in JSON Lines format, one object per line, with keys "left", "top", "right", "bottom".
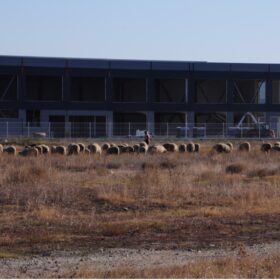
{"left": 1, "top": 0, "right": 280, "bottom": 63}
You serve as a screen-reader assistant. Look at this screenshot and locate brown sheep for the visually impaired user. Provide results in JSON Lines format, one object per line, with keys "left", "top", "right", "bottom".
{"left": 88, "top": 143, "right": 102, "bottom": 155}
{"left": 102, "top": 143, "right": 110, "bottom": 151}
{"left": 194, "top": 143, "right": 200, "bottom": 153}
{"left": 78, "top": 143, "right": 86, "bottom": 153}
{"left": 4, "top": 146, "right": 17, "bottom": 155}
{"left": 238, "top": 142, "right": 251, "bottom": 152}
{"left": 55, "top": 145, "right": 67, "bottom": 155}
{"left": 19, "top": 147, "right": 39, "bottom": 157}
{"left": 68, "top": 143, "right": 80, "bottom": 155}
{"left": 107, "top": 146, "right": 120, "bottom": 155}
{"left": 187, "top": 142, "right": 195, "bottom": 153}
{"left": 261, "top": 143, "right": 272, "bottom": 153}
{"left": 213, "top": 143, "right": 231, "bottom": 153}
{"left": 179, "top": 144, "right": 187, "bottom": 153}
{"left": 148, "top": 145, "right": 167, "bottom": 154}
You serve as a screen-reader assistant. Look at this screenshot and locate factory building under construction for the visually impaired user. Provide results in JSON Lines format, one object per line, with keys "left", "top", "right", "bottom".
{"left": 1, "top": 55, "right": 280, "bottom": 138}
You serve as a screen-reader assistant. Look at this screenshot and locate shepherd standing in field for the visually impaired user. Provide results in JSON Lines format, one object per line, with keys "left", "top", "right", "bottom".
{"left": 144, "top": 130, "right": 151, "bottom": 145}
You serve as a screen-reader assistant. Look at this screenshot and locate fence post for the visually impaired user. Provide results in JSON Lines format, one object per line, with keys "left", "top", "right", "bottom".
{"left": 259, "top": 123, "right": 261, "bottom": 139}
{"left": 6, "top": 121, "right": 8, "bottom": 139}
{"left": 128, "top": 122, "right": 131, "bottom": 136}
{"left": 241, "top": 125, "right": 243, "bottom": 139}
{"left": 204, "top": 123, "right": 206, "bottom": 138}
{"left": 166, "top": 122, "right": 169, "bottom": 138}
{"left": 222, "top": 122, "right": 225, "bottom": 138}
{"left": 27, "top": 122, "right": 30, "bottom": 137}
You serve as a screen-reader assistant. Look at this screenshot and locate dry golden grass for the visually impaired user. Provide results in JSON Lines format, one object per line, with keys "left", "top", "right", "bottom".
{"left": 75, "top": 254, "right": 280, "bottom": 278}
{"left": 0, "top": 142, "right": 280, "bottom": 256}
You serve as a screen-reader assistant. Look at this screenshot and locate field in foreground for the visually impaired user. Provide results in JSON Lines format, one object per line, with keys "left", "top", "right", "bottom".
{"left": 0, "top": 141, "right": 280, "bottom": 278}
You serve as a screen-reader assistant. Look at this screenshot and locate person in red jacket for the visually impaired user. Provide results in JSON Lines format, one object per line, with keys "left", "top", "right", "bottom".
{"left": 144, "top": 130, "right": 151, "bottom": 145}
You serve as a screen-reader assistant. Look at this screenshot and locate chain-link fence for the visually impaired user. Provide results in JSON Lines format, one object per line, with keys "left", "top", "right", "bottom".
{"left": 0, "top": 121, "right": 278, "bottom": 139}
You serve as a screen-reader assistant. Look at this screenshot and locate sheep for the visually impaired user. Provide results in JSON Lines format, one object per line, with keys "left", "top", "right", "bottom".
{"left": 274, "top": 142, "right": 280, "bottom": 147}
{"left": 110, "top": 143, "right": 117, "bottom": 147}
{"left": 213, "top": 143, "right": 231, "bottom": 153}
{"left": 163, "top": 143, "right": 178, "bottom": 152}
{"left": 107, "top": 146, "right": 120, "bottom": 155}
{"left": 179, "top": 144, "right": 187, "bottom": 153}
{"left": 40, "top": 144, "right": 50, "bottom": 154}
{"left": 139, "top": 142, "right": 148, "bottom": 147}
{"left": 163, "top": 143, "right": 171, "bottom": 151}
{"left": 118, "top": 144, "right": 127, "bottom": 153}
{"left": 261, "top": 143, "right": 272, "bottom": 153}
{"left": 148, "top": 145, "right": 167, "bottom": 154}
{"left": 19, "top": 147, "right": 39, "bottom": 157}
{"left": 226, "top": 142, "right": 234, "bottom": 150}
{"left": 238, "top": 142, "right": 251, "bottom": 152}
{"left": 272, "top": 145, "right": 280, "bottom": 152}
{"left": 88, "top": 143, "right": 102, "bottom": 155}
{"left": 35, "top": 145, "right": 43, "bottom": 154}
{"left": 187, "top": 142, "right": 195, "bottom": 153}
{"left": 78, "top": 143, "right": 86, "bottom": 153}
{"left": 51, "top": 145, "right": 57, "bottom": 154}
{"left": 102, "top": 143, "right": 110, "bottom": 151}
{"left": 68, "top": 143, "right": 80, "bottom": 155}
{"left": 123, "top": 146, "right": 134, "bottom": 153}
{"left": 55, "top": 145, "right": 67, "bottom": 155}
{"left": 194, "top": 143, "right": 200, "bottom": 153}
{"left": 4, "top": 145, "right": 17, "bottom": 155}
{"left": 0, "top": 144, "right": 3, "bottom": 153}
{"left": 84, "top": 148, "right": 91, "bottom": 154}
{"left": 139, "top": 145, "right": 148, "bottom": 154}
{"left": 133, "top": 144, "right": 140, "bottom": 153}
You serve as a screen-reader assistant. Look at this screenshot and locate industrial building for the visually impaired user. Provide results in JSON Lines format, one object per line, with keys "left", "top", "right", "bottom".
{"left": 0, "top": 55, "right": 280, "bottom": 138}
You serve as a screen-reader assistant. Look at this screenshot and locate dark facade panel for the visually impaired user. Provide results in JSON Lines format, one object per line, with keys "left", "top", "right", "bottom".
{"left": 110, "top": 60, "right": 151, "bottom": 70}
{"left": 112, "top": 78, "right": 147, "bottom": 102}
{"left": 26, "top": 76, "right": 63, "bottom": 101}
{"left": 269, "top": 64, "right": 280, "bottom": 73}
{"left": 194, "top": 63, "right": 230, "bottom": 72}
{"left": 68, "top": 59, "right": 109, "bottom": 69}
{"left": 70, "top": 77, "right": 105, "bottom": 102}
{"left": 152, "top": 61, "right": 189, "bottom": 71}
{"left": 0, "top": 56, "right": 21, "bottom": 66}
{"left": 231, "top": 63, "right": 269, "bottom": 72}
{"left": 23, "top": 57, "right": 66, "bottom": 68}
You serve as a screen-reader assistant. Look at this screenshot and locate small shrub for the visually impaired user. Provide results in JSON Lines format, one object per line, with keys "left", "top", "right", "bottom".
{"left": 247, "top": 168, "right": 277, "bottom": 178}
{"left": 141, "top": 162, "right": 156, "bottom": 170}
{"left": 159, "top": 160, "right": 177, "bottom": 169}
{"left": 106, "top": 162, "right": 122, "bottom": 169}
{"left": 226, "top": 163, "right": 245, "bottom": 174}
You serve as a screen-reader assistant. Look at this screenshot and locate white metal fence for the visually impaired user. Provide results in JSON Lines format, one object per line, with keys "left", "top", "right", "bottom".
{"left": 0, "top": 122, "right": 278, "bottom": 139}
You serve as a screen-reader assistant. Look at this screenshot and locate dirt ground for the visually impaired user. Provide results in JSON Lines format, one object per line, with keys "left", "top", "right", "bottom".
{"left": 0, "top": 241, "right": 279, "bottom": 278}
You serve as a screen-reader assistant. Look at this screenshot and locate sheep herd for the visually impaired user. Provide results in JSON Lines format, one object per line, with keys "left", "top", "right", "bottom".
{"left": 0, "top": 141, "right": 279, "bottom": 157}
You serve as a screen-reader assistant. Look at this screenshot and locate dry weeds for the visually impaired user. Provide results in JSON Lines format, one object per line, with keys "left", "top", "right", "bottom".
{"left": 0, "top": 142, "right": 279, "bottom": 277}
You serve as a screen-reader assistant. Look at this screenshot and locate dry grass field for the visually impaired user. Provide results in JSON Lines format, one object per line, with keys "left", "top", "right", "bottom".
{"left": 0, "top": 140, "right": 280, "bottom": 278}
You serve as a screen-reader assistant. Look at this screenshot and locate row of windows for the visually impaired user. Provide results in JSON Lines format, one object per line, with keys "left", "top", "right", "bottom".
{"left": 1, "top": 75, "right": 280, "bottom": 104}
